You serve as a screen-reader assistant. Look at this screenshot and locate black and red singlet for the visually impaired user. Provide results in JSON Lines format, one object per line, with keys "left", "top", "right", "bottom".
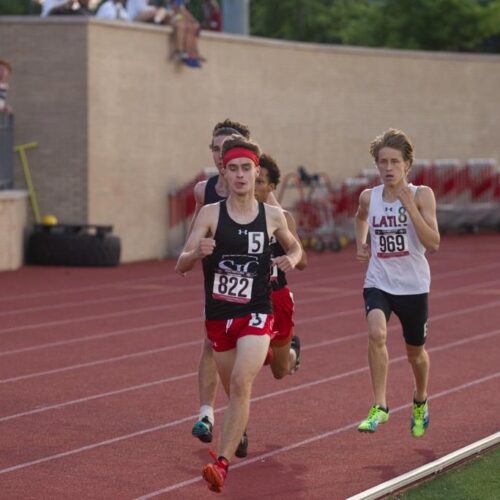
{"left": 204, "top": 200, "right": 272, "bottom": 320}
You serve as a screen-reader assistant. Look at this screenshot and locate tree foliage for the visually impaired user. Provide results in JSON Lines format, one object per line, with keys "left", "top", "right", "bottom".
{"left": 250, "top": 0, "right": 500, "bottom": 53}
{"left": 0, "top": 0, "right": 39, "bottom": 15}
{"left": 1, "top": 0, "right": 499, "bottom": 52}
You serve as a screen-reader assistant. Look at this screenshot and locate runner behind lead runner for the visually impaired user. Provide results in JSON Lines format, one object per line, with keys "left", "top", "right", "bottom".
{"left": 254, "top": 153, "right": 307, "bottom": 378}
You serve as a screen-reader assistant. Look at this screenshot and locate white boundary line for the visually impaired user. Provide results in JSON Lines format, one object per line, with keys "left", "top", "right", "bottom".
{"left": 346, "top": 432, "right": 500, "bottom": 500}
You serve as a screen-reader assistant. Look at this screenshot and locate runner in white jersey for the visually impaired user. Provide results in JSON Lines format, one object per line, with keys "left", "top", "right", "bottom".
{"left": 354, "top": 129, "right": 440, "bottom": 438}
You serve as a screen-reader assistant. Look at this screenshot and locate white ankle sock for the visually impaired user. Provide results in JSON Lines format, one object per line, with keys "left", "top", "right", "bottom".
{"left": 199, "top": 405, "right": 214, "bottom": 425}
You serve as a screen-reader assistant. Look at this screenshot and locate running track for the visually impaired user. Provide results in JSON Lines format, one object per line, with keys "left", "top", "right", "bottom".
{"left": 0, "top": 234, "right": 499, "bottom": 499}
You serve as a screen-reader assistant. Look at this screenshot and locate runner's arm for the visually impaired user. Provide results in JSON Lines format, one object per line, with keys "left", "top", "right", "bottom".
{"left": 175, "top": 205, "right": 215, "bottom": 275}
{"left": 399, "top": 185, "right": 440, "bottom": 253}
{"left": 355, "top": 189, "right": 371, "bottom": 263}
{"left": 283, "top": 211, "right": 307, "bottom": 270}
{"left": 186, "top": 180, "right": 206, "bottom": 237}
{"left": 271, "top": 208, "right": 302, "bottom": 272}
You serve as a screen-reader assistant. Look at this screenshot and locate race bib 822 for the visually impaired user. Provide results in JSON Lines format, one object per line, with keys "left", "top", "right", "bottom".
{"left": 212, "top": 273, "right": 254, "bottom": 303}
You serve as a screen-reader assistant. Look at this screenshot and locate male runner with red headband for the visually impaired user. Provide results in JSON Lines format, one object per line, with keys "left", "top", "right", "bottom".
{"left": 189, "top": 120, "right": 250, "bottom": 446}
{"left": 176, "top": 135, "right": 302, "bottom": 493}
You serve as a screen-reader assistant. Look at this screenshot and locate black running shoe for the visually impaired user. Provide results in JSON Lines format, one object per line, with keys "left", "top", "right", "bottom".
{"left": 291, "top": 335, "right": 301, "bottom": 373}
{"left": 192, "top": 416, "right": 213, "bottom": 443}
{"left": 234, "top": 431, "right": 248, "bottom": 458}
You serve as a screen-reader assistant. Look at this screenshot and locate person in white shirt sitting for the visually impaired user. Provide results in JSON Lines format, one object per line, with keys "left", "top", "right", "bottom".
{"left": 96, "top": 0, "right": 130, "bottom": 21}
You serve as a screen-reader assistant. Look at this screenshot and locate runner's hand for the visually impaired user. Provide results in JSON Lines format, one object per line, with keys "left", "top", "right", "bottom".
{"left": 272, "top": 255, "right": 295, "bottom": 273}
{"left": 397, "top": 186, "right": 415, "bottom": 211}
{"left": 356, "top": 243, "right": 370, "bottom": 263}
{"left": 198, "top": 237, "right": 216, "bottom": 257}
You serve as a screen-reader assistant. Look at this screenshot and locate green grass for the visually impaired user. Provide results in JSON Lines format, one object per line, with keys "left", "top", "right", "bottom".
{"left": 390, "top": 446, "right": 500, "bottom": 500}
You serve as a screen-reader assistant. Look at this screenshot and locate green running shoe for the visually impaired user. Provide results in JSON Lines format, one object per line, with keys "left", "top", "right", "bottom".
{"left": 192, "top": 416, "right": 213, "bottom": 443}
{"left": 358, "top": 405, "right": 389, "bottom": 433}
{"left": 411, "top": 400, "right": 429, "bottom": 438}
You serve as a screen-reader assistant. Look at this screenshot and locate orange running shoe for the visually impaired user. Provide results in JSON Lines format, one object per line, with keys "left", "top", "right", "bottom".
{"left": 202, "top": 450, "right": 228, "bottom": 493}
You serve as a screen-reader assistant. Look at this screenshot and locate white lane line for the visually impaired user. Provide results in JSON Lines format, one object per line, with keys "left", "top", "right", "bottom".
{"left": 0, "top": 339, "right": 200, "bottom": 384}
{"left": 136, "top": 371, "right": 500, "bottom": 498}
{"left": 0, "top": 320, "right": 200, "bottom": 357}
{"left": 0, "top": 260, "right": 359, "bottom": 311}
{"left": 0, "top": 288, "right": 194, "bottom": 318}
{"left": 0, "top": 372, "right": 197, "bottom": 423}
{"left": 0, "top": 271, "right": 361, "bottom": 334}
{"left": 0, "top": 292, "right": 353, "bottom": 357}
{"left": 0, "top": 301, "right": 204, "bottom": 336}
{"left": 0, "top": 298, "right": 496, "bottom": 422}
{"left": 0, "top": 328, "right": 498, "bottom": 476}
{"left": 1, "top": 261, "right": 497, "bottom": 334}
{"left": 0, "top": 274, "right": 169, "bottom": 302}
{"left": 3, "top": 245, "right": 492, "bottom": 305}
{"left": 1, "top": 297, "right": 499, "bottom": 386}
{"left": 1, "top": 271, "right": 498, "bottom": 355}
{"left": 346, "top": 431, "right": 500, "bottom": 500}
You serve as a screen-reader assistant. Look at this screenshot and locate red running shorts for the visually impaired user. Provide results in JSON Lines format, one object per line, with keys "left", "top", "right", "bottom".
{"left": 206, "top": 313, "right": 274, "bottom": 352}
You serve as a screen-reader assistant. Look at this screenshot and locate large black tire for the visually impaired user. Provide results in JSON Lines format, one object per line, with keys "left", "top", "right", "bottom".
{"left": 27, "top": 225, "right": 121, "bottom": 267}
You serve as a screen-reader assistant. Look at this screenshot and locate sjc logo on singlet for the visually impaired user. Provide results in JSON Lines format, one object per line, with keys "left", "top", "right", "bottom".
{"left": 218, "top": 254, "right": 259, "bottom": 277}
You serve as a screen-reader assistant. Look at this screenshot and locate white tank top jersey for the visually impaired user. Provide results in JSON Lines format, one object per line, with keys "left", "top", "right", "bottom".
{"left": 364, "top": 184, "right": 431, "bottom": 295}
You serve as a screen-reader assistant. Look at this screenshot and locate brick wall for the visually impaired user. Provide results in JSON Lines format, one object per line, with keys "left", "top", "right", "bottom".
{"left": 1, "top": 17, "right": 499, "bottom": 261}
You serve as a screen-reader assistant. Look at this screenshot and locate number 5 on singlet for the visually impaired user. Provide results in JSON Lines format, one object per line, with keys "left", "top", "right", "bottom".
{"left": 248, "top": 232, "right": 264, "bottom": 254}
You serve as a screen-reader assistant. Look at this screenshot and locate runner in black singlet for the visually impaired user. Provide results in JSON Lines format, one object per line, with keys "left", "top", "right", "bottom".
{"left": 190, "top": 120, "right": 250, "bottom": 445}
{"left": 255, "top": 153, "right": 308, "bottom": 379}
{"left": 176, "top": 136, "right": 302, "bottom": 493}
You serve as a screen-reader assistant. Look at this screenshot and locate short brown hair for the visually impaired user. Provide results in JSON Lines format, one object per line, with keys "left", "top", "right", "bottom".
{"left": 370, "top": 129, "right": 414, "bottom": 166}
{"left": 221, "top": 135, "right": 261, "bottom": 158}
{"left": 259, "top": 153, "right": 281, "bottom": 186}
{"left": 212, "top": 119, "right": 251, "bottom": 139}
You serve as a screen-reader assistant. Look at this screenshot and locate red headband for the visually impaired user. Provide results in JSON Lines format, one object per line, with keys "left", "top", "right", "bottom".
{"left": 223, "top": 147, "right": 260, "bottom": 168}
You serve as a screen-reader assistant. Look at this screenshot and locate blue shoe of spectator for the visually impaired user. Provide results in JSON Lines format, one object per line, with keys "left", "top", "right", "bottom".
{"left": 183, "top": 57, "right": 202, "bottom": 68}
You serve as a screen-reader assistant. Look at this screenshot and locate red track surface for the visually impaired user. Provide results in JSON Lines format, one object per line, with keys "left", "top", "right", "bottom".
{"left": 0, "top": 234, "right": 499, "bottom": 499}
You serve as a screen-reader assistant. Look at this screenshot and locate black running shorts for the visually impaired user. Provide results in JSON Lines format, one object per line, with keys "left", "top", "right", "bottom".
{"left": 363, "top": 287, "right": 428, "bottom": 346}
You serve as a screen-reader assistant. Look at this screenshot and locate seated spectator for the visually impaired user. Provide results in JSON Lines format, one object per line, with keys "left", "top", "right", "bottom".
{"left": 41, "top": 0, "right": 67, "bottom": 16}
{"left": 96, "top": 0, "right": 130, "bottom": 21}
{"left": 201, "top": 0, "right": 221, "bottom": 32}
{"left": 127, "top": 0, "right": 172, "bottom": 24}
{"left": 172, "top": 0, "right": 202, "bottom": 67}
{"left": 127, "top": 0, "right": 202, "bottom": 68}
{"left": 42, "top": 0, "right": 92, "bottom": 16}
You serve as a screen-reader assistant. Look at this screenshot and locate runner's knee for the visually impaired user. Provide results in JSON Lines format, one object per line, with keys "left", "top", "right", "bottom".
{"left": 406, "top": 345, "right": 427, "bottom": 365}
{"left": 230, "top": 373, "right": 253, "bottom": 398}
{"left": 368, "top": 326, "right": 386, "bottom": 346}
